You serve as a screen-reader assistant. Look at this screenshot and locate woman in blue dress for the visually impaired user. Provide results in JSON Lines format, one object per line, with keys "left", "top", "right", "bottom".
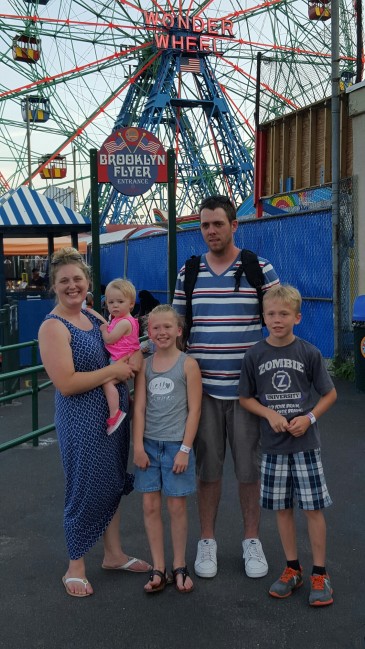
{"left": 38, "top": 248, "right": 151, "bottom": 598}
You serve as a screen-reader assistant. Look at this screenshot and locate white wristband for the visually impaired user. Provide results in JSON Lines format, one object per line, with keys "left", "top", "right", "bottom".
{"left": 306, "top": 411, "right": 316, "bottom": 425}
{"left": 180, "top": 444, "right": 191, "bottom": 454}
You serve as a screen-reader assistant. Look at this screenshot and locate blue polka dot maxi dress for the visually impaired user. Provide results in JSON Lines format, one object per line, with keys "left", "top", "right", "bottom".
{"left": 45, "top": 310, "right": 134, "bottom": 560}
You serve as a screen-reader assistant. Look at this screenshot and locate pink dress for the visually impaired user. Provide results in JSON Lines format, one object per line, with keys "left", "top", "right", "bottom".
{"left": 104, "top": 315, "right": 140, "bottom": 361}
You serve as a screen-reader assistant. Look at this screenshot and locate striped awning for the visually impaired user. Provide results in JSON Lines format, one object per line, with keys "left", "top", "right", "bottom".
{"left": 0, "top": 187, "right": 90, "bottom": 230}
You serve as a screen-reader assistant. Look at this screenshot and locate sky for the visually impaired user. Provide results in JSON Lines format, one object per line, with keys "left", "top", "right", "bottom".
{"left": 0, "top": 0, "right": 353, "bottom": 217}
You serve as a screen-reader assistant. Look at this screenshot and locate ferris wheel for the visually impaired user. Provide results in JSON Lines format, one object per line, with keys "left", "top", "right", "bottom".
{"left": 0, "top": 0, "right": 362, "bottom": 224}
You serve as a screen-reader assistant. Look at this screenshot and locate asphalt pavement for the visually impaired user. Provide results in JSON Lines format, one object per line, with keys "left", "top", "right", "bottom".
{"left": 0, "top": 376, "right": 364, "bottom": 649}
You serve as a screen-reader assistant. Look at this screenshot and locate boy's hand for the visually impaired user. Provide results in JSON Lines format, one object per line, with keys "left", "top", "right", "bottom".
{"left": 266, "top": 410, "right": 289, "bottom": 433}
{"left": 287, "top": 416, "right": 311, "bottom": 437}
{"left": 173, "top": 450, "right": 189, "bottom": 473}
{"left": 133, "top": 448, "right": 150, "bottom": 469}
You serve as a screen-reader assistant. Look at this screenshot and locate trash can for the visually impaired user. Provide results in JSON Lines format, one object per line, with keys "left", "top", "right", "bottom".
{"left": 352, "top": 295, "right": 365, "bottom": 393}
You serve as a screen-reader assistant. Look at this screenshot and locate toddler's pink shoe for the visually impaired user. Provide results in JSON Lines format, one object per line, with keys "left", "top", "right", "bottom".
{"left": 107, "top": 410, "right": 126, "bottom": 435}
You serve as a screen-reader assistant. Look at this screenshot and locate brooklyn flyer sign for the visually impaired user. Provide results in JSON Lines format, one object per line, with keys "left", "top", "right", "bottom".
{"left": 97, "top": 127, "right": 167, "bottom": 196}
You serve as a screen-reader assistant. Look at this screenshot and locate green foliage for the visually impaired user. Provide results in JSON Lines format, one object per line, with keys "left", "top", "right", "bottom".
{"left": 329, "top": 356, "right": 355, "bottom": 382}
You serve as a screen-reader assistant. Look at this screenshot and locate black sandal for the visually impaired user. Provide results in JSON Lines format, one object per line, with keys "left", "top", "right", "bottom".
{"left": 144, "top": 569, "right": 169, "bottom": 594}
{"left": 172, "top": 565, "right": 194, "bottom": 594}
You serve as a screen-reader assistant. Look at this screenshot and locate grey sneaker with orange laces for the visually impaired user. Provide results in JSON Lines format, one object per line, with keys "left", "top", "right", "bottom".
{"left": 309, "top": 573, "right": 333, "bottom": 606}
{"left": 269, "top": 566, "right": 303, "bottom": 598}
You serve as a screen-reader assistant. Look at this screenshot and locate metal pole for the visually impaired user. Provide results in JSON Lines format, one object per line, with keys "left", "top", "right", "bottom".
{"left": 26, "top": 97, "right": 32, "bottom": 190}
{"left": 0, "top": 233, "right": 5, "bottom": 308}
{"left": 72, "top": 145, "right": 78, "bottom": 211}
{"left": 167, "top": 148, "right": 177, "bottom": 303}
{"left": 255, "top": 52, "right": 262, "bottom": 131}
{"left": 356, "top": 0, "right": 363, "bottom": 83}
{"left": 331, "top": 0, "right": 340, "bottom": 358}
{"left": 90, "top": 149, "right": 101, "bottom": 313}
{"left": 31, "top": 342, "right": 39, "bottom": 447}
{"left": 254, "top": 52, "right": 263, "bottom": 218}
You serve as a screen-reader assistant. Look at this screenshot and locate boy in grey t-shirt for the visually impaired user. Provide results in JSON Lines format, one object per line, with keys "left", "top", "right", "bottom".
{"left": 239, "top": 285, "right": 337, "bottom": 607}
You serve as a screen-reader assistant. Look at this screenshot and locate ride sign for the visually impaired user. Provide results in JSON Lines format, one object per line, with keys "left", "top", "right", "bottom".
{"left": 97, "top": 127, "right": 167, "bottom": 196}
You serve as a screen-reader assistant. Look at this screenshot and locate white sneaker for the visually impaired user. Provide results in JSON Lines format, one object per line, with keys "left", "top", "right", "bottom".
{"left": 242, "top": 538, "right": 268, "bottom": 578}
{"left": 194, "top": 539, "right": 218, "bottom": 578}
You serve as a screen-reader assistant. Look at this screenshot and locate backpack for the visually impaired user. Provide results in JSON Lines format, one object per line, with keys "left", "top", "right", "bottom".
{"left": 182, "top": 249, "right": 265, "bottom": 347}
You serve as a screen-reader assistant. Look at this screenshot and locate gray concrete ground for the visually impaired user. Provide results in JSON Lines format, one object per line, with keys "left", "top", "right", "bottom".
{"left": 0, "top": 376, "right": 364, "bottom": 649}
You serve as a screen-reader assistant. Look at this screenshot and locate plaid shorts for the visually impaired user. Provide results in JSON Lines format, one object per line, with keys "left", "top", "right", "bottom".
{"left": 261, "top": 449, "right": 332, "bottom": 511}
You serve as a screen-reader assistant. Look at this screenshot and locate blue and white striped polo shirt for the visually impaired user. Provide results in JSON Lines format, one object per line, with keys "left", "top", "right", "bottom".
{"left": 173, "top": 252, "right": 279, "bottom": 399}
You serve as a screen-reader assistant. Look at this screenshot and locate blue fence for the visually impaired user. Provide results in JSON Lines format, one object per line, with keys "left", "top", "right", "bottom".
{"left": 99, "top": 208, "right": 334, "bottom": 358}
{"left": 18, "top": 298, "right": 54, "bottom": 365}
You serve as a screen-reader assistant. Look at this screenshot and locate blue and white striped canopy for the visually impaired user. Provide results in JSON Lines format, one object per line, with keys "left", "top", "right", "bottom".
{"left": 0, "top": 187, "right": 90, "bottom": 229}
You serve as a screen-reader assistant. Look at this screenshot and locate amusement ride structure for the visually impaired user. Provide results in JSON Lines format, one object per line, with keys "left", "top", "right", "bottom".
{"left": 0, "top": 0, "right": 363, "bottom": 225}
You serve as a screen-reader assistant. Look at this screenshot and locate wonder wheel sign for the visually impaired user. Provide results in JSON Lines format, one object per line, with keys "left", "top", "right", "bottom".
{"left": 97, "top": 127, "right": 167, "bottom": 196}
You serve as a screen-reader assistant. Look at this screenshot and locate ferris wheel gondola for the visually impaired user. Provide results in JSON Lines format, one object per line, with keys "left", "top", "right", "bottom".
{"left": 21, "top": 96, "right": 50, "bottom": 123}
{"left": 38, "top": 155, "right": 67, "bottom": 180}
{"left": 308, "top": 0, "right": 331, "bottom": 20}
{"left": 12, "top": 34, "right": 41, "bottom": 64}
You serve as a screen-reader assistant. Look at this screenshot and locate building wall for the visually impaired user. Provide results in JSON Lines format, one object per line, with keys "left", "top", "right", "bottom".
{"left": 263, "top": 94, "right": 352, "bottom": 196}
{"left": 348, "top": 82, "right": 365, "bottom": 295}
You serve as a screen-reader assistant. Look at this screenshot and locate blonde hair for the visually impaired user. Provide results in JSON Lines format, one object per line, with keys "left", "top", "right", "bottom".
{"left": 105, "top": 278, "right": 136, "bottom": 304}
{"left": 263, "top": 284, "right": 302, "bottom": 314}
{"left": 148, "top": 304, "right": 180, "bottom": 325}
{"left": 50, "top": 247, "right": 90, "bottom": 286}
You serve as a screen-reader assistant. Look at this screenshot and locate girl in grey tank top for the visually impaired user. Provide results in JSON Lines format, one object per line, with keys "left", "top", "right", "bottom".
{"left": 132, "top": 305, "right": 202, "bottom": 595}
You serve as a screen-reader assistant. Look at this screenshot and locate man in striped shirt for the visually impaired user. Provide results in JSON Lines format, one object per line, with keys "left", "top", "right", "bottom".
{"left": 173, "top": 195, "right": 279, "bottom": 580}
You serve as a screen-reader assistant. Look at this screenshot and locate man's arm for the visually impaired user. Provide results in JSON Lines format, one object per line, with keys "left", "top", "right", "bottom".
{"left": 172, "top": 266, "right": 187, "bottom": 316}
{"left": 261, "top": 258, "right": 280, "bottom": 291}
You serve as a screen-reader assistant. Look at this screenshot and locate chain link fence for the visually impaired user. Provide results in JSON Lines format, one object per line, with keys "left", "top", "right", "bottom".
{"left": 98, "top": 178, "right": 359, "bottom": 362}
{"left": 338, "top": 176, "right": 359, "bottom": 360}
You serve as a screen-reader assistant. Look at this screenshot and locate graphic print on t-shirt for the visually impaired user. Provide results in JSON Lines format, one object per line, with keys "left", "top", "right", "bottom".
{"left": 258, "top": 357, "right": 304, "bottom": 418}
{"left": 149, "top": 376, "right": 175, "bottom": 400}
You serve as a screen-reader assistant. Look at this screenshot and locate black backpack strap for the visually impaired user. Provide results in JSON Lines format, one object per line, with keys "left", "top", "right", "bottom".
{"left": 234, "top": 249, "right": 265, "bottom": 325}
{"left": 183, "top": 255, "right": 201, "bottom": 347}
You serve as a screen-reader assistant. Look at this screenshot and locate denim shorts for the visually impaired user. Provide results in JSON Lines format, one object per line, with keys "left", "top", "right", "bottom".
{"left": 134, "top": 438, "right": 196, "bottom": 497}
{"left": 261, "top": 449, "right": 332, "bottom": 511}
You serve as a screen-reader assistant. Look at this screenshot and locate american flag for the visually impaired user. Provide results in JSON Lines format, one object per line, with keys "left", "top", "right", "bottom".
{"left": 104, "top": 139, "right": 128, "bottom": 153}
{"left": 138, "top": 137, "right": 161, "bottom": 153}
{"left": 180, "top": 57, "right": 201, "bottom": 74}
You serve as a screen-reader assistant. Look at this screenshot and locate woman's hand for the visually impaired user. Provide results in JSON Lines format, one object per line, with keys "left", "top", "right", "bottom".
{"left": 127, "top": 349, "right": 143, "bottom": 373}
{"left": 113, "top": 358, "right": 135, "bottom": 382}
